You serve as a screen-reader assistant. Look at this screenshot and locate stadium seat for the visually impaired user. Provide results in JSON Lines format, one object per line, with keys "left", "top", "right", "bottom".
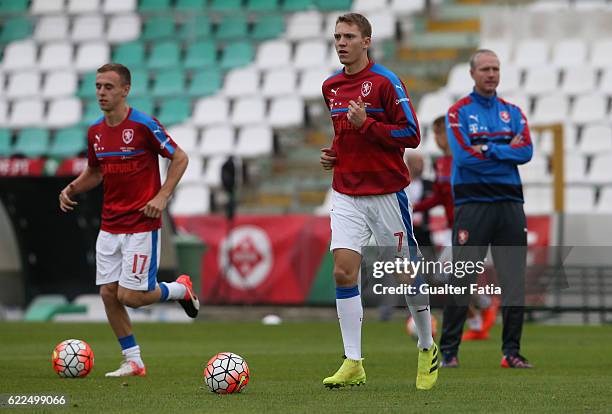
{"left": 500, "top": 93, "right": 529, "bottom": 117}
{"left": 235, "top": 125, "right": 274, "bottom": 157}
{"left": 514, "top": 39, "right": 549, "bottom": 69}
{"left": 2, "top": 39, "right": 37, "bottom": 72}
{"left": 417, "top": 92, "right": 453, "bottom": 126}
{"left": 147, "top": 41, "right": 180, "bottom": 70}
{"left": 77, "top": 72, "right": 97, "bottom": 99}
{"left": 536, "top": 124, "right": 575, "bottom": 155}
{"left": 81, "top": 100, "right": 101, "bottom": 125}
{"left": 479, "top": 39, "right": 512, "bottom": 65}
{"left": 178, "top": 15, "right": 211, "bottom": 40}
{"left": 523, "top": 66, "right": 558, "bottom": 96}
{"left": 223, "top": 67, "right": 260, "bottom": 98}
{"left": 560, "top": 66, "right": 596, "bottom": 95}
{"left": 599, "top": 68, "right": 612, "bottom": 95}
{"left": 220, "top": 41, "right": 254, "bottom": 70}
{"left": 262, "top": 68, "right": 297, "bottom": 97}
{"left": 203, "top": 155, "right": 227, "bottom": 187}
{"left": 0, "top": 129, "right": 11, "bottom": 157}
{"left": 200, "top": 126, "right": 234, "bottom": 156}
{"left": 574, "top": 0, "right": 607, "bottom": 10}
{"left": 170, "top": 184, "right": 210, "bottom": 215}
{"left": 596, "top": 186, "right": 612, "bottom": 213}
{"left": 565, "top": 186, "right": 596, "bottom": 213}
{"left": 0, "top": 101, "right": 6, "bottom": 128}
{"left": 184, "top": 40, "right": 217, "bottom": 70}
{"left": 193, "top": 96, "right": 230, "bottom": 127}
{"left": 286, "top": 11, "right": 323, "bottom": 41}
{"left": 210, "top": 0, "right": 242, "bottom": 12}
{"left": 103, "top": 0, "right": 137, "bottom": 13}
{"left": 107, "top": 14, "right": 141, "bottom": 44}
{"left": 34, "top": 16, "right": 69, "bottom": 42}
{"left": 0, "top": 72, "right": 3, "bottom": 96}
{"left": 390, "top": 0, "right": 426, "bottom": 15}
{"left": 112, "top": 41, "right": 146, "bottom": 68}
{"left": 215, "top": 15, "right": 249, "bottom": 41}
{"left": 530, "top": 93, "right": 569, "bottom": 125}
{"left": 564, "top": 153, "right": 588, "bottom": 183}
{"left": 352, "top": 0, "right": 387, "bottom": 13}
{"left": 152, "top": 69, "right": 185, "bottom": 97}
{"left": 0, "top": 0, "right": 29, "bottom": 14}
{"left": 367, "top": 11, "right": 396, "bottom": 41}
{"left": 175, "top": 0, "right": 206, "bottom": 12}
{"left": 294, "top": 40, "right": 328, "bottom": 69}
{"left": 167, "top": 124, "right": 198, "bottom": 154}
{"left": 299, "top": 67, "right": 332, "bottom": 99}
{"left": 497, "top": 65, "right": 520, "bottom": 95}
{"left": 47, "top": 98, "right": 82, "bottom": 128}
{"left": 130, "top": 69, "right": 150, "bottom": 96}
{"left": 247, "top": 0, "right": 279, "bottom": 12}
{"left": 188, "top": 68, "right": 222, "bottom": 97}
{"left": 142, "top": 16, "right": 175, "bottom": 42}
{"left": 590, "top": 39, "right": 612, "bottom": 69}
{"left": 578, "top": 124, "right": 612, "bottom": 154}
{"left": 13, "top": 128, "right": 50, "bottom": 157}
{"left": 523, "top": 186, "right": 553, "bottom": 215}
{"left": 269, "top": 96, "right": 304, "bottom": 128}
{"left": 0, "top": 17, "right": 33, "bottom": 43}
{"left": 252, "top": 14, "right": 285, "bottom": 41}
{"left": 282, "top": 0, "right": 315, "bottom": 12}
{"left": 139, "top": 0, "right": 171, "bottom": 13}
{"left": 589, "top": 153, "right": 612, "bottom": 184}
{"left": 43, "top": 71, "right": 78, "bottom": 99}
{"left": 231, "top": 97, "right": 266, "bottom": 126}
{"left": 551, "top": 38, "right": 587, "bottom": 69}
{"left": 157, "top": 97, "right": 190, "bottom": 126}
{"left": 181, "top": 155, "right": 204, "bottom": 183}
{"left": 6, "top": 71, "right": 41, "bottom": 99}
{"left": 518, "top": 155, "right": 550, "bottom": 184}
{"left": 128, "top": 96, "right": 155, "bottom": 115}
{"left": 31, "top": 0, "right": 64, "bottom": 14}
{"left": 48, "top": 127, "right": 87, "bottom": 158}
{"left": 570, "top": 94, "right": 607, "bottom": 124}
{"left": 445, "top": 63, "right": 472, "bottom": 97}
{"left": 315, "top": 0, "right": 351, "bottom": 11}
{"left": 67, "top": 0, "right": 100, "bottom": 14}
{"left": 75, "top": 42, "right": 110, "bottom": 73}
{"left": 71, "top": 15, "right": 104, "bottom": 42}
{"left": 39, "top": 42, "right": 73, "bottom": 71}
{"left": 255, "top": 40, "right": 291, "bottom": 70}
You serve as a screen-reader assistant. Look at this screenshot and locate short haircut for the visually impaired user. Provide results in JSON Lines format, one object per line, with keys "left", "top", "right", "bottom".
{"left": 432, "top": 115, "right": 446, "bottom": 130}
{"left": 469, "top": 49, "right": 498, "bottom": 70}
{"left": 336, "top": 13, "right": 372, "bottom": 38}
{"left": 97, "top": 63, "right": 131, "bottom": 85}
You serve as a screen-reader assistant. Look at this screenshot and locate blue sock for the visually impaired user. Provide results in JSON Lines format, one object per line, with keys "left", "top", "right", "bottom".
{"left": 118, "top": 334, "right": 137, "bottom": 351}
{"left": 159, "top": 283, "right": 169, "bottom": 302}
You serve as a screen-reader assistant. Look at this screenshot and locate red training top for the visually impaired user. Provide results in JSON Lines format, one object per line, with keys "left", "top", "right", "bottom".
{"left": 413, "top": 155, "right": 454, "bottom": 227}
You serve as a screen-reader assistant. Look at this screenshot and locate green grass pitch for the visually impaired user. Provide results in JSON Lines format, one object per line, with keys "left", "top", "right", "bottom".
{"left": 0, "top": 321, "right": 610, "bottom": 413}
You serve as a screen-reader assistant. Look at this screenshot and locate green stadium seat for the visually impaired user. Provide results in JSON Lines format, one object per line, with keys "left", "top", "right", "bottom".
{"left": 184, "top": 40, "right": 217, "bottom": 70}
{"left": 178, "top": 15, "right": 211, "bottom": 40}
{"left": 0, "top": 0, "right": 29, "bottom": 14}
{"left": 315, "top": 0, "right": 351, "bottom": 11}
{"left": 77, "top": 72, "right": 97, "bottom": 99}
{"left": 247, "top": 0, "right": 279, "bottom": 12}
{"left": 81, "top": 100, "right": 102, "bottom": 126}
{"left": 142, "top": 16, "right": 175, "bottom": 41}
{"left": 130, "top": 69, "right": 150, "bottom": 97}
{"left": 215, "top": 15, "right": 248, "bottom": 41}
{"left": 220, "top": 41, "right": 254, "bottom": 70}
{"left": 282, "top": 0, "right": 315, "bottom": 12}
{"left": 148, "top": 41, "right": 180, "bottom": 70}
{"left": 252, "top": 14, "right": 284, "bottom": 40}
{"left": 128, "top": 97, "right": 155, "bottom": 116}
{"left": 175, "top": 0, "right": 206, "bottom": 12}
{"left": 49, "top": 127, "right": 87, "bottom": 158}
{"left": 157, "top": 97, "right": 190, "bottom": 126}
{"left": 139, "top": 0, "right": 171, "bottom": 13}
{"left": 112, "top": 41, "right": 146, "bottom": 69}
{"left": 188, "top": 68, "right": 222, "bottom": 97}
{"left": 0, "top": 129, "right": 12, "bottom": 157}
{"left": 13, "top": 129, "right": 50, "bottom": 158}
{"left": 152, "top": 69, "right": 185, "bottom": 97}
{"left": 0, "top": 17, "right": 32, "bottom": 43}
{"left": 210, "top": 0, "right": 242, "bottom": 12}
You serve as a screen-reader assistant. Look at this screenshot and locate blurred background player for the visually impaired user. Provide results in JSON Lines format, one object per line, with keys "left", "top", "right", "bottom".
{"left": 441, "top": 50, "right": 533, "bottom": 369}
{"left": 319, "top": 13, "right": 438, "bottom": 390}
{"left": 59, "top": 63, "right": 198, "bottom": 377}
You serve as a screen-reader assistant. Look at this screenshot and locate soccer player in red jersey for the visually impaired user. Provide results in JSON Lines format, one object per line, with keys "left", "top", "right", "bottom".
{"left": 59, "top": 64, "right": 198, "bottom": 377}
{"left": 320, "top": 13, "right": 438, "bottom": 390}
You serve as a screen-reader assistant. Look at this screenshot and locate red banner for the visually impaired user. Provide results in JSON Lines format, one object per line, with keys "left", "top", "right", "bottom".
{"left": 173, "top": 215, "right": 331, "bottom": 304}
{"left": 56, "top": 158, "right": 88, "bottom": 176}
{"left": 0, "top": 158, "right": 46, "bottom": 176}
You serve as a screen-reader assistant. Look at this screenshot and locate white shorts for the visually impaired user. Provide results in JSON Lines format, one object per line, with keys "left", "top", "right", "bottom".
{"left": 95, "top": 229, "right": 161, "bottom": 291}
{"left": 330, "top": 188, "right": 420, "bottom": 260}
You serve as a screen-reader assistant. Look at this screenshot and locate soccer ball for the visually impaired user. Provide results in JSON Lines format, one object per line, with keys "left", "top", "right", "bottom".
{"left": 406, "top": 315, "right": 438, "bottom": 340}
{"left": 204, "top": 352, "right": 250, "bottom": 394}
{"left": 52, "top": 339, "right": 94, "bottom": 378}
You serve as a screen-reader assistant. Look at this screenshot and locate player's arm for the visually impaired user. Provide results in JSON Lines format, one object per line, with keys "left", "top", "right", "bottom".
{"left": 59, "top": 165, "right": 103, "bottom": 212}
{"left": 413, "top": 186, "right": 442, "bottom": 213}
{"left": 140, "top": 146, "right": 189, "bottom": 219}
{"left": 481, "top": 108, "right": 533, "bottom": 165}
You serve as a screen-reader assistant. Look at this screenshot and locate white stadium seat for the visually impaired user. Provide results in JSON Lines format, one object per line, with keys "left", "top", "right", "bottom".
{"left": 551, "top": 39, "right": 587, "bottom": 69}
{"left": 0, "top": 101, "right": 7, "bottom": 127}
{"left": 72, "top": 15, "right": 105, "bottom": 42}
{"left": 564, "top": 153, "right": 587, "bottom": 183}
{"left": 0, "top": 72, "right": 4, "bottom": 96}
{"left": 223, "top": 67, "right": 260, "bottom": 98}
{"left": 67, "top": 0, "right": 100, "bottom": 14}
{"left": 107, "top": 14, "right": 141, "bottom": 44}
{"left": 390, "top": 0, "right": 426, "bottom": 15}
{"left": 167, "top": 125, "right": 198, "bottom": 154}
{"left": 523, "top": 66, "right": 558, "bottom": 96}
{"left": 43, "top": 71, "right": 78, "bottom": 98}
{"left": 588, "top": 153, "right": 612, "bottom": 184}
{"left": 231, "top": 97, "right": 266, "bottom": 127}
{"left": 47, "top": 98, "right": 82, "bottom": 128}
{"left": 565, "top": 186, "right": 596, "bottom": 213}
{"left": 445, "top": 63, "right": 472, "bottom": 97}
{"left": 200, "top": 126, "right": 234, "bottom": 157}
{"left": 514, "top": 39, "right": 549, "bottom": 69}
{"left": 193, "top": 96, "right": 229, "bottom": 127}
{"left": 269, "top": 96, "right": 304, "bottom": 128}
{"left": 34, "top": 15, "right": 69, "bottom": 42}
{"left": 352, "top": 0, "right": 387, "bottom": 14}
{"left": 590, "top": 39, "right": 612, "bottom": 69}
{"left": 31, "top": 0, "right": 64, "bottom": 14}
{"left": 523, "top": 186, "right": 553, "bottom": 215}
{"left": 103, "top": 0, "right": 137, "bottom": 13}
{"left": 170, "top": 185, "right": 210, "bottom": 215}
{"left": 570, "top": 94, "right": 607, "bottom": 124}
{"left": 578, "top": 124, "right": 612, "bottom": 155}
{"left": 368, "top": 11, "right": 396, "bottom": 41}
{"left": 519, "top": 155, "right": 550, "bottom": 184}
{"left": 9, "top": 99, "right": 45, "bottom": 128}
{"left": 536, "top": 123, "right": 575, "bottom": 155}
{"left": 530, "top": 94, "right": 569, "bottom": 125}
{"left": 181, "top": 155, "right": 204, "bottom": 184}
{"left": 299, "top": 67, "right": 332, "bottom": 100}
{"left": 596, "top": 186, "right": 612, "bottom": 212}
{"left": 203, "top": 155, "right": 227, "bottom": 187}
{"left": 75, "top": 42, "right": 110, "bottom": 73}
{"left": 2, "top": 40, "right": 37, "bottom": 72}
{"left": 286, "top": 11, "right": 323, "bottom": 41}
{"left": 235, "top": 125, "right": 274, "bottom": 158}
{"left": 6, "top": 71, "right": 41, "bottom": 99}
{"left": 497, "top": 65, "right": 521, "bottom": 96}
{"left": 294, "top": 40, "right": 328, "bottom": 70}
{"left": 39, "top": 42, "right": 73, "bottom": 71}
{"left": 417, "top": 92, "right": 453, "bottom": 126}
{"left": 262, "top": 68, "right": 296, "bottom": 98}
{"left": 560, "top": 66, "right": 596, "bottom": 96}
{"left": 500, "top": 94, "right": 529, "bottom": 117}
{"left": 255, "top": 40, "right": 291, "bottom": 71}
{"left": 599, "top": 68, "right": 612, "bottom": 95}
{"left": 479, "top": 40, "right": 512, "bottom": 65}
